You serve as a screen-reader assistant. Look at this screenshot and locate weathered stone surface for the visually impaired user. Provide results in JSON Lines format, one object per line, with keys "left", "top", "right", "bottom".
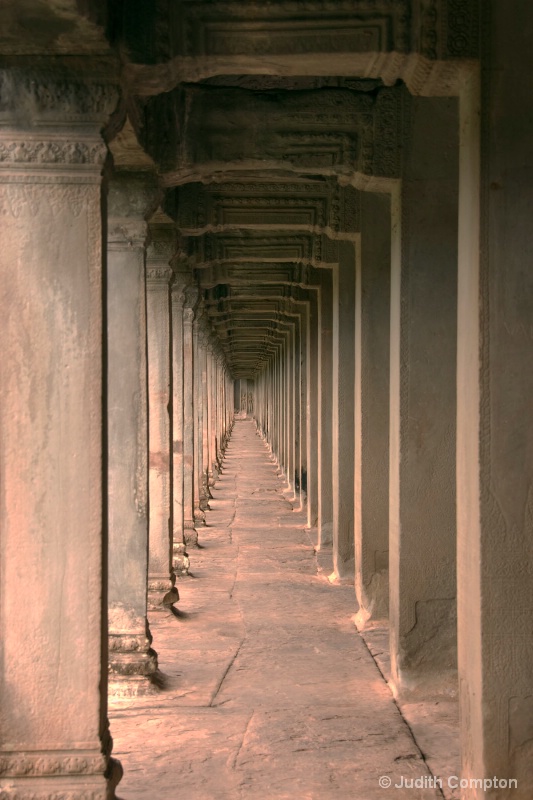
{"left": 146, "top": 223, "right": 179, "bottom": 611}
{"left": 107, "top": 173, "right": 162, "bottom": 693}
{"left": 388, "top": 95, "right": 459, "bottom": 700}
{"left": 0, "top": 64, "right": 120, "bottom": 800}
{"left": 110, "top": 421, "right": 447, "bottom": 799}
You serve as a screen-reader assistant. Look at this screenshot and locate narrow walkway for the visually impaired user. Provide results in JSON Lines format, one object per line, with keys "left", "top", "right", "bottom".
{"left": 111, "top": 420, "right": 442, "bottom": 799}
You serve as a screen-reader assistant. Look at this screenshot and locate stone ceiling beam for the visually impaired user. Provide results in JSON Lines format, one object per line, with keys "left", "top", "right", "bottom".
{"left": 119, "top": 1, "right": 479, "bottom": 98}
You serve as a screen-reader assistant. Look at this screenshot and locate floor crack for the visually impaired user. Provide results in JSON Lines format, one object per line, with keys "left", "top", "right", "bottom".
{"left": 232, "top": 709, "right": 255, "bottom": 770}
{"left": 209, "top": 636, "right": 246, "bottom": 707}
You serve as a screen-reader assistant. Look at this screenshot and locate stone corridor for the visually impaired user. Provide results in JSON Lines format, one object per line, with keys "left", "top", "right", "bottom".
{"left": 2, "top": 4, "right": 533, "bottom": 799}
{"left": 111, "top": 420, "right": 449, "bottom": 800}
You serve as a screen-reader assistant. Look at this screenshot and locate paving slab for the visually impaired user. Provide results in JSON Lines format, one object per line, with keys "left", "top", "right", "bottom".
{"left": 110, "top": 419, "right": 445, "bottom": 799}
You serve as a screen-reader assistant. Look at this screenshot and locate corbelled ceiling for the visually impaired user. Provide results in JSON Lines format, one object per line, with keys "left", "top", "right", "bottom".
{"left": 0, "top": 0, "right": 480, "bottom": 379}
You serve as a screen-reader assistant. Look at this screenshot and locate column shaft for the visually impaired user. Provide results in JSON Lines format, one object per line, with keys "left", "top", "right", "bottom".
{"left": 389, "top": 96, "right": 459, "bottom": 698}
{"left": 354, "top": 192, "right": 391, "bottom": 626}
{"left": 182, "top": 289, "right": 199, "bottom": 544}
{"left": 318, "top": 271, "right": 334, "bottom": 547}
{"left": 171, "top": 286, "right": 191, "bottom": 577}
{"left": 0, "top": 69, "right": 120, "bottom": 798}
{"left": 332, "top": 243, "right": 356, "bottom": 580}
{"left": 146, "top": 259, "right": 179, "bottom": 610}
{"left": 107, "top": 174, "right": 160, "bottom": 691}
{"left": 457, "top": 7, "right": 533, "bottom": 792}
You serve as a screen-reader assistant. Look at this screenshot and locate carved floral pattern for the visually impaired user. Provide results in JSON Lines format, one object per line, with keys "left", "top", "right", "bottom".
{"left": 445, "top": 0, "right": 479, "bottom": 58}
{"left": 146, "top": 267, "right": 174, "bottom": 283}
{"left": 0, "top": 70, "right": 118, "bottom": 121}
{"left": 0, "top": 754, "right": 106, "bottom": 778}
{"left": 0, "top": 140, "right": 107, "bottom": 166}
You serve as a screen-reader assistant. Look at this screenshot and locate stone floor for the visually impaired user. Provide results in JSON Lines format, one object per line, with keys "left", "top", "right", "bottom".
{"left": 110, "top": 419, "right": 458, "bottom": 800}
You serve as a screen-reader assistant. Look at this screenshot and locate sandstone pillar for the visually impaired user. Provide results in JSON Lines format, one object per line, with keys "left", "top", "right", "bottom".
{"left": 216, "top": 354, "right": 225, "bottom": 466}
{"left": 307, "top": 290, "right": 320, "bottom": 529}
{"left": 298, "top": 304, "right": 310, "bottom": 513}
{"left": 107, "top": 173, "right": 160, "bottom": 692}
{"left": 182, "top": 287, "right": 199, "bottom": 544}
{"left": 193, "top": 309, "right": 208, "bottom": 521}
{"left": 317, "top": 270, "right": 334, "bottom": 547}
{"left": 354, "top": 192, "right": 391, "bottom": 626}
{"left": 0, "top": 66, "right": 120, "bottom": 798}
{"left": 170, "top": 272, "right": 190, "bottom": 575}
{"left": 146, "top": 230, "right": 179, "bottom": 610}
{"left": 207, "top": 338, "right": 218, "bottom": 484}
{"left": 285, "top": 324, "right": 296, "bottom": 496}
{"left": 199, "top": 325, "right": 211, "bottom": 502}
{"left": 389, "top": 96, "right": 458, "bottom": 698}
{"left": 457, "top": 6, "right": 533, "bottom": 794}
{"left": 277, "top": 343, "right": 285, "bottom": 466}
{"left": 331, "top": 244, "right": 356, "bottom": 580}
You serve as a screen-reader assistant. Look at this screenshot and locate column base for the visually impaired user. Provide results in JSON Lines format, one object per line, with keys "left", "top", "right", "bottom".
{"left": 194, "top": 505, "right": 207, "bottom": 525}
{"left": 184, "top": 521, "right": 199, "bottom": 546}
{"left": 200, "top": 483, "right": 212, "bottom": 508}
{"left": 0, "top": 747, "right": 122, "bottom": 800}
{"left": 390, "top": 665, "right": 459, "bottom": 703}
{"left": 173, "top": 541, "right": 191, "bottom": 575}
{"left": 108, "top": 674, "right": 161, "bottom": 699}
{"left": 202, "top": 471, "right": 213, "bottom": 498}
{"left": 147, "top": 575, "right": 179, "bottom": 611}
{"left": 108, "top": 632, "right": 158, "bottom": 678}
{"left": 354, "top": 571, "right": 389, "bottom": 630}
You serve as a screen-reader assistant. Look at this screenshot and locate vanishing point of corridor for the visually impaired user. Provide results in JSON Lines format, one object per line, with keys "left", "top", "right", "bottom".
{"left": 111, "top": 420, "right": 441, "bottom": 800}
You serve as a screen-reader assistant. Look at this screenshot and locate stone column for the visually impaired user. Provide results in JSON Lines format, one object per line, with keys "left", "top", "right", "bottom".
{"left": 146, "top": 229, "right": 179, "bottom": 611}
{"left": 216, "top": 353, "right": 225, "bottom": 466}
{"left": 297, "top": 305, "right": 309, "bottom": 513}
{"left": 317, "top": 270, "right": 334, "bottom": 548}
{"left": 206, "top": 339, "right": 217, "bottom": 485}
{"left": 107, "top": 173, "right": 160, "bottom": 693}
{"left": 171, "top": 271, "right": 190, "bottom": 575}
{"left": 354, "top": 192, "right": 391, "bottom": 627}
{"left": 307, "top": 290, "right": 320, "bottom": 529}
{"left": 0, "top": 66, "right": 121, "bottom": 798}
{"left": 331, "top": 243, "right": 357, "bottom": 581}
{"left": 193, "top": 308, "right": 208, "bottom": 522}
{"left": 389, "top": 96, "right": 458, "bottom": 698}
{"left": 279, "top": 339, "right": 287, "bottom": 474}
{"left": 199, "top": 323, "right": 212, "bottom": 503}
{"left": 457, "top": 8, "right": 533, "bottom": 794}
{"left": 183, "top": 287, "right": 199, "bottom": 544}
{"left": 283, "top": 325, "right": 295, "bottom": 493}
{"left": 273, "top": 349, "right": 281, "bottom": 464}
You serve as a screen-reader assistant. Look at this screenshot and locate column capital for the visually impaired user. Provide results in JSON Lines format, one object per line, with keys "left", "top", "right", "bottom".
{"left": 183, "top": 286, "right": 200, "bottom": 324}
{"left": 146, "top": 214, "right": 178, "bottom": 270}
{"left": 108, "top": 171, "right": 160, "bottom": 219}
{"left": 146, "top": 266, "right": 174, "bottom": 285}
{"left": 193, "top": 301, "right": 207, "bottom": 331}
{"left": 172, "top": 252, "right": 196, "bottom": 298}
{"left": 171, "top": 283, "right": 186, "bottom": 309}
{"left": 108, "top": 171, "right": 161, "bottom": 250}
{"left": 206, "top": 333, "right": 219, "bottom": 355}
{"left": 108, "top": 219, "right": 149, "bottom": 250}
{"left": 0, "top": 62, "right": 119, "bottom": 181}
